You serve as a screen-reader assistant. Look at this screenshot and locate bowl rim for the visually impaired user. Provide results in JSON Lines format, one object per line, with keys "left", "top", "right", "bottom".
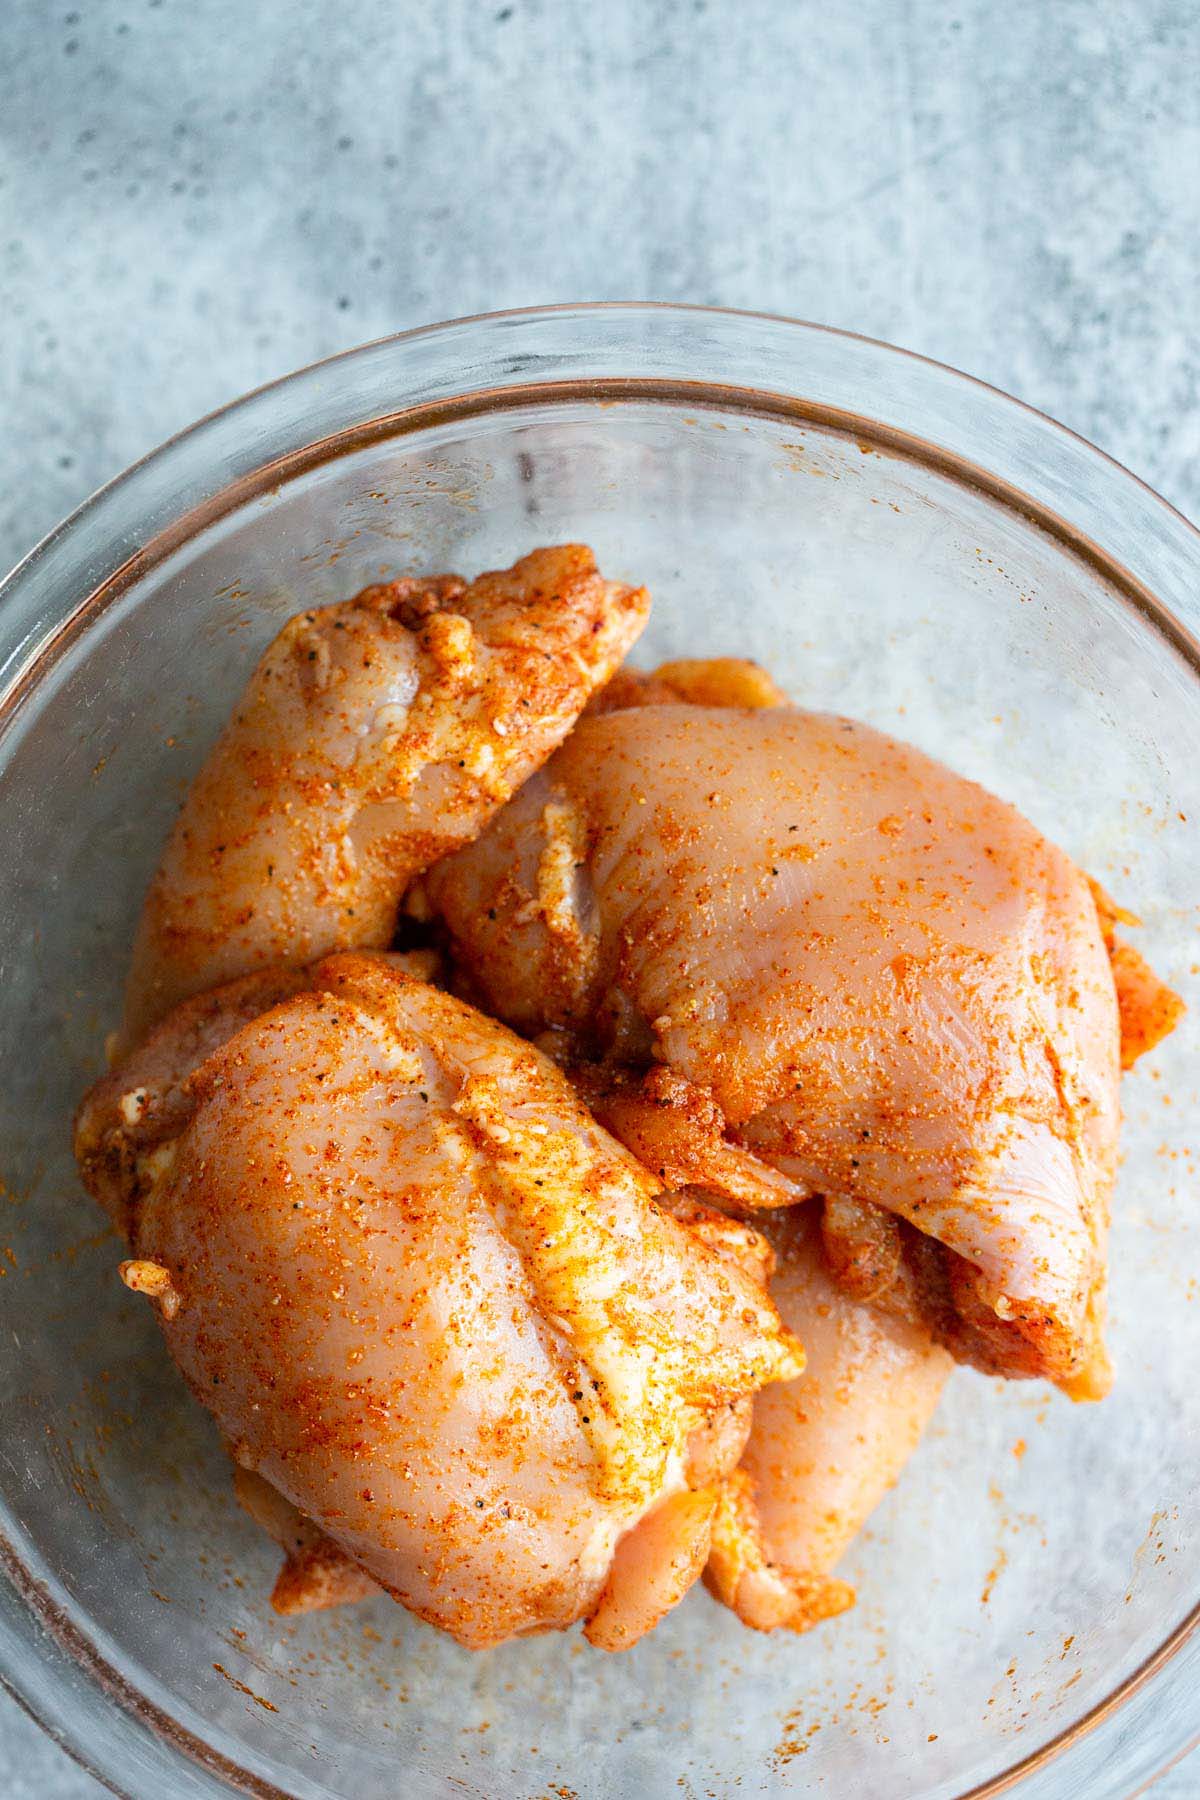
{"left": 2, "top": 300, "right": 1198, "bottom": 1800}
{"left": 6, "top": 298, "right": 1200, "bottom": 598}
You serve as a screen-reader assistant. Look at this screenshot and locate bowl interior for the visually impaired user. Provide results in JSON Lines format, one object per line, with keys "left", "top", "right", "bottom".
{"left": 1, "top": 391, "right": 1198, "bottom": 1800}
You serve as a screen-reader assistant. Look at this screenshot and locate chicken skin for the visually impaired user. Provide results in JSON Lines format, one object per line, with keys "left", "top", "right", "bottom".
{"left": 76, "top": 953, "right": 801, "bottom": 1649}
{"left": 120, "top": 546, "right": 648, "bottom": 1050}
{"left": 424, "top": 702, "right": 1124, "bottom": 1397}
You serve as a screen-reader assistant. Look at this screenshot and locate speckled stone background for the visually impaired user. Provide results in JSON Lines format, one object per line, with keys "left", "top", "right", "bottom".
{"left": 2, "top": 1, "right": 1199, "bottom": 1795}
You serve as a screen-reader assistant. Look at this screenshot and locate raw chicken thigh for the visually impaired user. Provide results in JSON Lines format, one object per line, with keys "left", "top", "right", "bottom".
{"left": 121, "top": 546, "right": 648, "bottom": 1049}
{"left": 77, "top": 953, "right": 801, "bottom": 1649}
{"left": 75, "top": 529, "right": 1182, "bottom": 1658}
{"left": 424, "top": 702, "right": 1124, "bottom": 1398}
{"left": 736, "top": 1205, "right": 951, "bottom": 1610}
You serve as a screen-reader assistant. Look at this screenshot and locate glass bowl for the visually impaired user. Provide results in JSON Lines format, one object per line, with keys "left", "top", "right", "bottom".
{"left": 1, "top": 305, "right": 1198, "bottom": 1800}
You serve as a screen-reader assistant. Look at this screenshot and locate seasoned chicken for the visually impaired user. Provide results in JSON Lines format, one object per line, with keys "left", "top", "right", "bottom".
{"left": 76, "top": 952, "right": 802, "bottom": 1649}
{"left": 588, "top": 657, "right": 788, "bottom": 716}
{"left": 120, "top": 546, "right": 649, "bottom": 1051}
{"left": 1089, "top": 878, "right": 1185, "bottom": 1071}
{"left": 574, "top": 1099, "right": 949, "bottom": 1631}
{"left": 232, "top": 1465, "right": 383, "bottom": 1616}
{"left": 733, "top": 1205, "right": 951, "bottom": 1618}
{"left": 424, "top": 702, "right": 1128, "bottom": 1397}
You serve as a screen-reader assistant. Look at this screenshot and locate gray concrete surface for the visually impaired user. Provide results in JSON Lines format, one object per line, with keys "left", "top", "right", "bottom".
{"left": 1, "top": 0, "right": 1198, "bottom": 1794}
